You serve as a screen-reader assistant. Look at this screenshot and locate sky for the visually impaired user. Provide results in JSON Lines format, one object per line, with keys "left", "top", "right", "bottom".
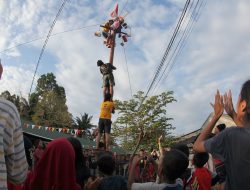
{"left": 0, "top": 0, "right": 250, "bottom": 136}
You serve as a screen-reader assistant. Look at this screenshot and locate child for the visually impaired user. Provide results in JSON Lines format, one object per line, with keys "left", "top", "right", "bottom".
{"left": 188, "top": 152, "right": 212, "bottom": 190}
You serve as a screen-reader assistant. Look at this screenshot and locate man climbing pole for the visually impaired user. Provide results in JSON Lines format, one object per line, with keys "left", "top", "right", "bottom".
{"left": 97, "top": 60, "right": 116, "bottom": 99}
{"left": 96, "top": 93, "right": 115, "bottom": 151}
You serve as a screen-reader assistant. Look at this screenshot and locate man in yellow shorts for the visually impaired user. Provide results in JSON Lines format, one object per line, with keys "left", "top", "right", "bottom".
{"left": 96, "top": 93, "right": 115, "bottom": 151}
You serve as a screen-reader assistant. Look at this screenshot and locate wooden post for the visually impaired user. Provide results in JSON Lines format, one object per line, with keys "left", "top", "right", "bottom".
{"left": 109, "top": 31, "right": 116, "bottom": 65}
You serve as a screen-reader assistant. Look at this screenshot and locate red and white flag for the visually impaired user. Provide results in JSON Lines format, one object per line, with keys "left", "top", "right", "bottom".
{"left": 110, "top": 3, "right": 118, "bottom": 18}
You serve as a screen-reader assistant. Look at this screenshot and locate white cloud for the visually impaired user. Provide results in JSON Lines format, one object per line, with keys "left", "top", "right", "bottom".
{"left": 0, "top": 65, "right": 36, "bottom": 99}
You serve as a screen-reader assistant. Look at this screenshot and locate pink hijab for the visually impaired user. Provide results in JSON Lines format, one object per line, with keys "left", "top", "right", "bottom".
{"left": 23, "top": 138, "right": 81, "bottom": 190}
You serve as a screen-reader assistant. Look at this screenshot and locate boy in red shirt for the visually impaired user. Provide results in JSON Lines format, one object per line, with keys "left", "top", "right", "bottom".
{"left": 188, "top": 152, "right": 212, "bottom": 190}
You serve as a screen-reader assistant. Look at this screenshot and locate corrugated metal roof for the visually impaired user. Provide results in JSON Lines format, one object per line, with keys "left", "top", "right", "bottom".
{"left": 22, "top": 123, "right": 126, "bottom": 154}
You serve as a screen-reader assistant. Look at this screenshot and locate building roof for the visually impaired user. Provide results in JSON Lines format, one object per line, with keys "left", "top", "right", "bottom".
{"left": 176, "top": 113, "right": 236, "bottom": 145}
{"left": 22, "top": 123, "right": 126, "bottom": 154}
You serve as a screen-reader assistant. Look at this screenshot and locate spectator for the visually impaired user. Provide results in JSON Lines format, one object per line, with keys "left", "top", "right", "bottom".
{"left": 97, "top": 154, "right": 127, "bottom": 190}
{"left": 171, "top": 144, "right": 191, "bottom": 189}
{"left": 214, "top": 123, "right": 226, "bottom": 135}
{"left": 23, "top": 136, "right": 33, "bottom": 170}
{"left": 128, "top": 149, "right": 189, "bottom": 190}
{"left": 33, "top": 140, "right": 45, "bottom": 168}
{"left": 213, "top": 124, "right": 226, "bottom": 190}
{"left": 194, "top": 80, "right": 250, "bottom": 190}
{"left": 23, "top": 138, "right": 101, "bottom": 190}
{"left": 188, "top": 152, "right": 212, "bottom": 190}
{"left": 67, "top": 137, "right": 90, "bottom": 189}
{"left": 151, "top": 149, "right": 159, "bottom": 161}
{"left": 0, "top": 63, "right": 28, "bottom": 189}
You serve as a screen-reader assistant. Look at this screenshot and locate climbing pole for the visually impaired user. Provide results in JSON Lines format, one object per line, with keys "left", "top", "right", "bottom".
{"left": 95, "top": 3, "right": 131, "bottom": 98}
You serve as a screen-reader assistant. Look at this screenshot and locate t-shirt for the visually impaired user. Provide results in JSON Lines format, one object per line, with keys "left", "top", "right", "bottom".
{"left": 99, "top": 101, "right": 114, "bottom": 119}
{"left": 102, "top": 22, "right": 111, "bottom": 33}
{"left": 188, "top": 167, "right": 212, "bottom": 190}
{"left": 97, "top": 175, "right": 127, "bottom": 190}
{"left": 0, "top": 98, "right": 28, "bottom": 189}
{"left": 100, "top": 63, "right": 116, "bottom": 75}
{"left": 132, "top": 179, "right": 183, "bottom": 190}
{"left": 204, "top": 127, "right": 250, "bottom": 190}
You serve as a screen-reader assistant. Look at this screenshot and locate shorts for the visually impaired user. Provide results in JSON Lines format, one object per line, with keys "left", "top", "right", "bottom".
{"left": 98, "top": 118, "right": 112, "bottom": 134}
{"left": 103, "top": 73, "right": 115, "bottom": 87}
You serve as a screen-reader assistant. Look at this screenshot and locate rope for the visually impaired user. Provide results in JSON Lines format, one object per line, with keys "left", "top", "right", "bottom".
{"left": 29, "top": 0, "right": 68, "bottom": 96}
{"left": 0, "top": 24, "right": 99, "bottom": 54}
{"left": 120, "top": 0, "right": 129, "bottom": 16}
{"left": 122, "top": 46, "right": 133, "bottom": 98}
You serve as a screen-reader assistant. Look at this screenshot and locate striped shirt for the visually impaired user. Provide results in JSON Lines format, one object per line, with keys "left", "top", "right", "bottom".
{"left": 0, "top": 98, "right": 28, "bottom": 189}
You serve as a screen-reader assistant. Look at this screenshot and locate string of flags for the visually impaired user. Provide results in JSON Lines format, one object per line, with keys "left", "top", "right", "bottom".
{"left": 23, "top": 123, "right": 84, "bottom": 136}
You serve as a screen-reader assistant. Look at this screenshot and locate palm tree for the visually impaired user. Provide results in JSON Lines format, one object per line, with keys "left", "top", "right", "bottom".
{"left": 74, "top": 113, "right": 94, "bottom": 138}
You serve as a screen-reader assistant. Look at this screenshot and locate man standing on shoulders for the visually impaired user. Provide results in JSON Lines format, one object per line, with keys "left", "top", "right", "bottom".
{"left": 0, "top": 63, "right": 28, "bottom": 189}
{"left": 97, "top": 60, "right": 116, "bottom": 99}
{"left": 96, "top": 93, "right": 115, "bottom": 151}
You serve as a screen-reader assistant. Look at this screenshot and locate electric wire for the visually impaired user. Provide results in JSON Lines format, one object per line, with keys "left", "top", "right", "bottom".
{"left": 152, "top": 0, "right": 198, "bottom": 93}
{"left": 145, "top": 0, "right": 190, "bottom": 97}
{"left": 153, "top": 0, "right": 207, "bottom": 94}
{"left": 122, "top": 45, "right": 133, "bottom": 98}
{"left": 29, "top": 0, "right": 68, "bottom": 96}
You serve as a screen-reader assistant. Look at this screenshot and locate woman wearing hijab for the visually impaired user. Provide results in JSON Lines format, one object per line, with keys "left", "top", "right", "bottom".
{"left": 23, "top": 138, "right": 82, "bottom": 190}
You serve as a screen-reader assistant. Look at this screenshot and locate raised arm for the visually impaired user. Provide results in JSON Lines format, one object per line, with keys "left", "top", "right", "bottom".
{"left": 111, "top": 64, "right": 116, "bottom": 70}
{"left": 128, "top": 155, "right": 141, "bottom": 190}
{"left": 158, "top": 135, "right": 163, "bottom": 156}
{"left": 193, "top": 90, "right": 224, "bottom": 152}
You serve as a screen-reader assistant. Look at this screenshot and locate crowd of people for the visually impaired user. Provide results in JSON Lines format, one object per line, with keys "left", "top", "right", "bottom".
{"left": 1, "top": 63, "right": 250, "bottom": 190}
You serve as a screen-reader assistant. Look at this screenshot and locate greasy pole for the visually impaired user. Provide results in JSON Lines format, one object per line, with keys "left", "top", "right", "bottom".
{"left": 109, "top": 31, "right": 117, "bottom": 65}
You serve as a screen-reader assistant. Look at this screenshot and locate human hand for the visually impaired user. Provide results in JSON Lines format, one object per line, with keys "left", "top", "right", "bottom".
{"left": 84, "top": 177, "right": 102, "bottom": 190}
{"left": 210, "top": 90, "right": 224, "bottom": 119}
{"left": 224, "top": 90, "right": 236, "bottom": 118}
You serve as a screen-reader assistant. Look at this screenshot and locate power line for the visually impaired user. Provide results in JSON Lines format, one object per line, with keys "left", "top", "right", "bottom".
{"left": 152, "top": 0, "right": 198, "bottom": 93}
{"left": 29, "top": 0, "right": 68, "bottom": 96}
{"left": 145, "top": 0, "right": 191, "bottom": 97}
{"left": 153, "top": 0, "right": 207, "bottom": 94}
{"left": 0, "top": 24, "right": 99, "bottom": 54}
{"left": 122, "top": 46, "right": 133, "bottom": 98}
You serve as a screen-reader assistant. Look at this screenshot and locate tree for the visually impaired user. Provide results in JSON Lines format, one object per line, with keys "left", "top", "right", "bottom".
{"left": 113, "top": 91, "right": 176, "bottom": 151}
{"left": 35, "top": 73, "right": 66, "bottom": 100}
{"left": 73, "top": 113, "right": 94, "bottom": 138}
{"left": 30, "top": 73, "right": 72, "bottom": 128}
{"left": 0, "top": 90, "right": 12, "bottom": 101}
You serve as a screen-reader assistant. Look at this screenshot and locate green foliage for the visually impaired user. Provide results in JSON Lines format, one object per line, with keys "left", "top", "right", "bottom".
{"left": 32, "top": 91, "right": 72, "bottom": 127}
{"left": 113, "top": 91, "right": 176, "bottom": 151}
{"left": 0, "top": 90, "right": 31, "bottom": 120}
{"left": 30, "top": 73, "right": 72, "bottom": 128}
{"left": 73, "top": 113, "right": 94, "bottom": 138}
